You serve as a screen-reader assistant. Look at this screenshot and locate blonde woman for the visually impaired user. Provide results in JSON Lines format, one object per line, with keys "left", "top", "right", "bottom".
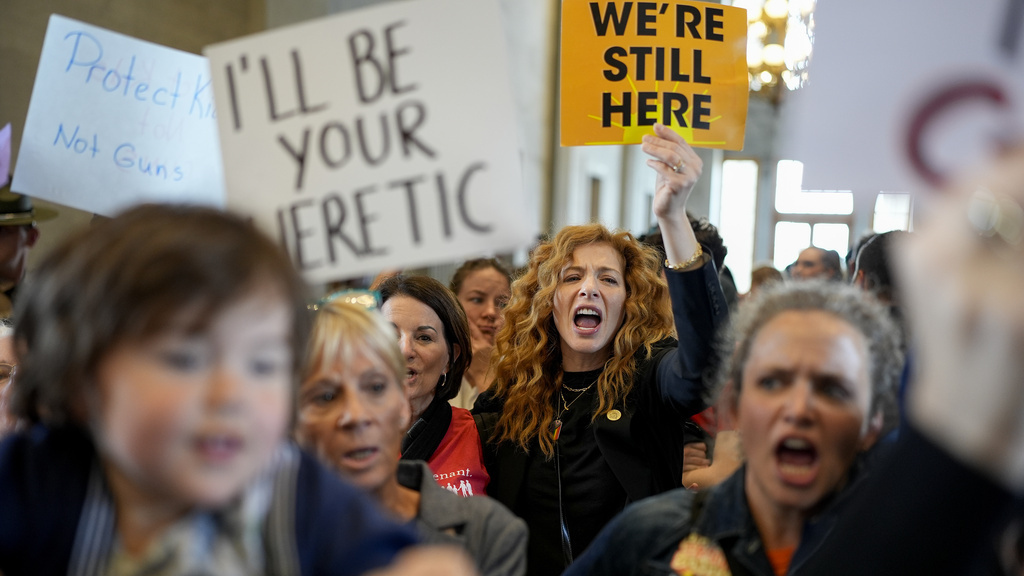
{"left": 297, "top": 300, "right": 527, "bottom": 576}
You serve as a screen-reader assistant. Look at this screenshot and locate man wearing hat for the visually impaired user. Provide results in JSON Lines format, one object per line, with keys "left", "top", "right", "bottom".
{"left": 0, "top": 181, "right": 53, "bottom": 316}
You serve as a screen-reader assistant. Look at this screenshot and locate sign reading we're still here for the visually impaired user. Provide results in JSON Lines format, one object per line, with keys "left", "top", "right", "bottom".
{"left": 561, "top": 0, "right": 748, "bottom": 149}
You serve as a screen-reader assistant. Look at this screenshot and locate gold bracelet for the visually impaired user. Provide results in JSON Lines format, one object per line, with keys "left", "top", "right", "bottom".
{"left": 664, "top": 244, "right": 703, "bottom": 271}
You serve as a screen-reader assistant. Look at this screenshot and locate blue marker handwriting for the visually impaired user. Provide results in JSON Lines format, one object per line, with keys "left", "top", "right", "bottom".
{"left": 53, "top": 122, "right": 185, "bottom": 182}
{"left": 62, "top": 30, "right": 216, "bottom": 120}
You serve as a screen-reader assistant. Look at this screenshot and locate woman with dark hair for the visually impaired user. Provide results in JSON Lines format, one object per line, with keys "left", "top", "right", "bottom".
{"left": 449, "top": 258, "right": 513, "bottom": 409}
{"left": 473, "top": 124, "right": 728, "bottom": 575}
{"left": 378, "top": 274, "right": 488, "bottom": 496}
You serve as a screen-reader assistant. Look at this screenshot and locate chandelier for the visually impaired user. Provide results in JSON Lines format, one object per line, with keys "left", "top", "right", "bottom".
{"left": 734, "top": 0, "right": 816, "bottom": 104}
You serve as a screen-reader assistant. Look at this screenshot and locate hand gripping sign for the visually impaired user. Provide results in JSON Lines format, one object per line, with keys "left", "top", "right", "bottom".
{"left": 560, "top": 0, "right": 749, "bottom": 149}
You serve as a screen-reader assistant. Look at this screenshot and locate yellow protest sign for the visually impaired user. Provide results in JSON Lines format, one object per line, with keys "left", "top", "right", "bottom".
{"left": 560, "top": 0, "right": 748, "bottom": 149}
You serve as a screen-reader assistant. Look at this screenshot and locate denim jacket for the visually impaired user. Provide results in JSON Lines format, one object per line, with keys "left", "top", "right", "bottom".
{"left": 565, "top": 458, "right": 876, "bottom": 576}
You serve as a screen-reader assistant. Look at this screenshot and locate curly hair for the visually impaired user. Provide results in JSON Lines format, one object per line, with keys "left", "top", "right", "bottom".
{"left": 11, "top": 204, "right": 312, "bottom": 427}
{"left": 719, "top": 281, "right": 903, "bottom": 420}
{"left": 378, "top": 274, "right": 472, "bottom": 402}
{"left": 491, "top": 223, "right": 674, "bottom": 458}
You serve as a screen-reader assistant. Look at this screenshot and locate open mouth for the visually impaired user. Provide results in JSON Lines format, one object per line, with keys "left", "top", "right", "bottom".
{"left": 341, "top": 446, "right": 380, "bottom": 469}
{"left": 195, "top": 434, "right": 243, "bottom": 463}
{"left": 573, "top": 307, "right": 602, "bottom": 332}
{"left": 775, "top": 437, "right": 819, "bottom": 485}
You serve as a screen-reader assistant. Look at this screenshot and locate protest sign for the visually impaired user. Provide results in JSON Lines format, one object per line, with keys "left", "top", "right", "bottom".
{"left": 205, "top": 0, "right": 535, "bottom": 284}
{"left": 12, "top": 15, "right": 223, "bottom": 216}
{"left": 0, "top": 124, "right": 10, "bottom": 187}
{"left": 560, "top": 0, "right": 748, "bottom": 149}
{"left": 780, "top": 0, "right": 1024, "bottom": 192}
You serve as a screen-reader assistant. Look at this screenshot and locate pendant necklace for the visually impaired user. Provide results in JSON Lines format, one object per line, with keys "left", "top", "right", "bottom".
{"left": 552, "top": 379, "right": 596, "bottom": 441}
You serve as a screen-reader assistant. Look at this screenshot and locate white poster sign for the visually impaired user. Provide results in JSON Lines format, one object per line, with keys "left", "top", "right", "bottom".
{"left": 780, "top": 0, "right": 1024, "bottom": 193}
{"left": 205, "top": 0, "right": 534, "bottom": 283}
{"left": 13, "top": 15, "right": 223, "bottom": 215}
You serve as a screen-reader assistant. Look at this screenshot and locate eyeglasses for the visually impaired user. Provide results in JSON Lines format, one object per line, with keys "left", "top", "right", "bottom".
{"left": 308, "top": 289, "right": 381, "bottom": 312}
{"left": 0, "top": 363, "right": 15, "bottom": 383}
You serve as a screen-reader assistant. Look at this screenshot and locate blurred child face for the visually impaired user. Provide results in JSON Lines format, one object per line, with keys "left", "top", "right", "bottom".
{"left": 296, "top": 349, "right": 410, "bottom": 496}
{"left": 89, "top": 291, "right": 293, "bottom": 512}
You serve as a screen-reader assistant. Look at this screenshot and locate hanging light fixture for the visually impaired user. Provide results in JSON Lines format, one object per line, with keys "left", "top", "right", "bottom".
{"left": 733, "top": 0, "right": 815, "bottom": 105}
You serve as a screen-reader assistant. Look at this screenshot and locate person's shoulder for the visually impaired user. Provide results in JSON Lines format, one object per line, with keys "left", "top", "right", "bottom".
{"left": 292, "top": 446, "right": 418, "bottom": 565}
{"left": 566, "top": 489, "right": 697, "bottom": 576}
{"left": 447, "top": 407, "right": 484, "bottom": 442}
{"left": 459, "top": 490, "right": 525, "bottom": 531}
{"left": 450, "top": 406, "right": 475, "bottom": 423}
{"left": 600, "top": 489, "right": 697, "bottom": 551}
{"left": 471, "top": 388, "right": 504, "bottom": 415}
{"left": 426, "top": 482, "right": 526, "bottom": 576}
{"left": 648, "top": 336, "right": 678, "bottom": 356}
{"left": 624, "top": 488, "right": 697, "bottom": 525}
{"left": 0, "top": 426, "right": 94, "bottom": 573}
{"left": 294, "top": 447, "right": 389, "bottom": 514}
{"left": 295, "top": 448, "right": 417, "bottom": 519}
{"left": 0, "top": 425, "right": 94, "bottom": 488}
{"left": 469, "top": 390, "right": 504, "bottom": 445}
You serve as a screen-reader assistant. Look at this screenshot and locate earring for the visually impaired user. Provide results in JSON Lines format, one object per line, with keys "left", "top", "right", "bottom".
{"left": 439, "top": 373, "right": 447, "bottom": 390}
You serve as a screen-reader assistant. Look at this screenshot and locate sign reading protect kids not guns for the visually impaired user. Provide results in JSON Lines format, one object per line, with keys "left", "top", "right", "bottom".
{"left": 13, "top": 15, "right": 223, "bottom": 216}
{"left": 205, "top": 0, "right": 535, "bottom": 284}
{"left": 561, "top": 0, "right": 748, "bottom": 149}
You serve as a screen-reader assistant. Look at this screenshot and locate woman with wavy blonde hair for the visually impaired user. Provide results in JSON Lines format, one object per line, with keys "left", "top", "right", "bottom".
{"left": 473, "top": 124, "right": 729, "bottom": 576}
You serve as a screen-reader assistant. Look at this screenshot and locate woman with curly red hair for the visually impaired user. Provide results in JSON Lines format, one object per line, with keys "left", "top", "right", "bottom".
{"left": 473, "top": 124, "right": 728, "bottom": 575}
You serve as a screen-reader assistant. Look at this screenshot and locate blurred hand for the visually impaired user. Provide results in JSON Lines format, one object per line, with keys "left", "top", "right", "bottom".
{"left": 897, "top": 144, "right": 1024, "bottom": 491}
{"left": 683, "top": 442, "right": 710, "bottom": 473}
{"left": 468, "top": 319, "right": 494, "bottom": 358}
{"left": 710, "top": 431, "right": 743, "bottom": 472}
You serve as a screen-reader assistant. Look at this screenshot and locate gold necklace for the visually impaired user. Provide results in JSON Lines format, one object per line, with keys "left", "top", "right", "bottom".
{"left": 560, "top": 388, "right": 592, "bottom": 412}
{"left": 563, "top": 380, "right": 596, "bottom": 393}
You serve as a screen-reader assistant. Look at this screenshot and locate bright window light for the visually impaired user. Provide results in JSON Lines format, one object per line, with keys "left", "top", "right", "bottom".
{"left": 719, "top": 159, "right": 758, "bottom": 293}
{"left": 812, "top": 222, "right": 850, "bottom": 258}
{"left": 873, "top": 192, "right": 912, "bottom": 232}
{"left": 773, "top": 221, "right": 810, "bottom": 271}
{"left": 775, "top": 160, "right": 854, "bottom": 215}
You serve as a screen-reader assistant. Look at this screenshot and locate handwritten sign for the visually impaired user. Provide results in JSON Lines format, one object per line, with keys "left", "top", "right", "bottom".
{"left": 12, "top": 15, "right": 223, "bottom": 215}
{"left": 560, "top": 0, "right": 748, "bottom": 149}
{"left": 205, "top": 0, "right": 535, "bottom": 284}
{"left": 0, "top": 124, "right": 10, "bottom": 187}
{"left": 780, "top": 0, "right": 1024, "bottom": 192}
